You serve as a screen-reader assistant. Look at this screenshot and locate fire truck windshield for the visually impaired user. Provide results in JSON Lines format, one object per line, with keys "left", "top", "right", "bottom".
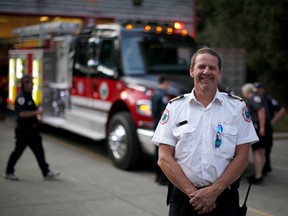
{"left": 121, "top": 34, "right": 195, "bottom": 75}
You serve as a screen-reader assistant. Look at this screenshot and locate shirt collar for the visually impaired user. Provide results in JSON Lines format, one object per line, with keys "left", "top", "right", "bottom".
{"left": 189, "top": 89, "right": 224, "bottom": 105}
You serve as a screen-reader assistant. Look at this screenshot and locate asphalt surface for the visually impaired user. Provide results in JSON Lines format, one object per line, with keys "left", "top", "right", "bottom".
{"left": 0, "top": 115, "right": 288, "bottom": 216}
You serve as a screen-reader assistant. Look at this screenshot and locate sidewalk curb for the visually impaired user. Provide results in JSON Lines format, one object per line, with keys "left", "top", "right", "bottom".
{"left": 273, "top": 132, "right": 288, "bottom": 140}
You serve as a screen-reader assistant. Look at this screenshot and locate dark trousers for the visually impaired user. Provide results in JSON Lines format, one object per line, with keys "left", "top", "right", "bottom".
{"left": 6, "top": 128, "right": 49, "bottom": 177}
{"left": 168, "top": 186, "right": 240, "bottom": 216}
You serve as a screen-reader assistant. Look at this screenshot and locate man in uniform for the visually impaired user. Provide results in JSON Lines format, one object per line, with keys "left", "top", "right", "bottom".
{"left": 151, "top": 75, "right": 170, "bottom": 185}
{"left": 253, "top": 82, "right": 286, "bottom": 175}
{"left": 3, "top": 74, "right": 60, "bottom": 181}
{"left": 152, "top": 47, "right": 258, "bottom": 215}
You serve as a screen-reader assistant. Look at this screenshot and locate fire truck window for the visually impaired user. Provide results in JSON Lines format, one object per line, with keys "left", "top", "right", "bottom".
{"left": 88, "top": 38, "right": 99, "bottom": 65}
{"left": 77, "top": 39, "right": 88, "bottom": 67}
{"left": 121, "top": 35, "right": 194, "bottom": 75}
{"left": 73, "top": 37, "right": 90, "bottom": 75}
{"left": 141, "top": 38, "right": 178, "bottom": 66}
{"left": 99, "top": 40, "right": 116, "bottom": 70}
{"left": 122, "top": 37, "right": 145, "bottom": 74}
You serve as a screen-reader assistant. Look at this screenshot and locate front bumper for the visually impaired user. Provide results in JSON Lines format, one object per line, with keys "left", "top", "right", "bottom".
{"left": 137, "top": 128, "right": 155, "bottom": 155}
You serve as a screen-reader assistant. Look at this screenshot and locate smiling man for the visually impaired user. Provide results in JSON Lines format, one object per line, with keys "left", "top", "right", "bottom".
{"left": 152, "top": 47, "right": 259, "bottom": 216}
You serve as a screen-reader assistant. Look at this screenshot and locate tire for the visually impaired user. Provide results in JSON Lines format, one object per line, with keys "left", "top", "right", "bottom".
{"left": 107, "top": 112, "right": 141, "bottom": 170}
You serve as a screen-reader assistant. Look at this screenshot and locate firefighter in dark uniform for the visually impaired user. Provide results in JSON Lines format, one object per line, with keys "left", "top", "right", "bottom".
{"left": 3, "top": 74, "right": 60, "bottom": 181}
{"left": 253, "top": 82, "right": 286, "bottom": 175}
{"left": 242, "top": 83, "right": 269, "bottom": 184}
{"left": 151, "top": 75, "right": 170, "bottom": 185}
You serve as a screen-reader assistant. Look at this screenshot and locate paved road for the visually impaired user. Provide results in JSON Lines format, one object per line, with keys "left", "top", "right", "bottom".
{"left": 0, "top": 116, "right": 287, "bottom": 216}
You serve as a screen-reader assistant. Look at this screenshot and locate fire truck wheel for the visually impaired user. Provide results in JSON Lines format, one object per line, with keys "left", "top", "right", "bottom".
{"left": 107, "top": 112, "right": 141, "bottom": 170}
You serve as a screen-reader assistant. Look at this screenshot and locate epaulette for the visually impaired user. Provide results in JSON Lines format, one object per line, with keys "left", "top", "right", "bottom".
{"left": 169, "top": 94, "right": 185, "bottom": 104}
{"left": 227, "top": 93, "right": 243, "bottom": 102}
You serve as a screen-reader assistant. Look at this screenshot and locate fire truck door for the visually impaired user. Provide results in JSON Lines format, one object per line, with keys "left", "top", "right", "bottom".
{"left": 91, "top": 38, "right": 119, "bottom": 103}
{"left": 72, "top": 36, "right": 119, "bottom": 109}
{"left": 72, "top": 36, "right": 98, "bottom": 104}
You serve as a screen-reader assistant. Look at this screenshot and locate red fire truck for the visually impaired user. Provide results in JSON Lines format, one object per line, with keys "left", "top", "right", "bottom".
{"left": 8, "top": 21, "right": 197, "bottom": 170}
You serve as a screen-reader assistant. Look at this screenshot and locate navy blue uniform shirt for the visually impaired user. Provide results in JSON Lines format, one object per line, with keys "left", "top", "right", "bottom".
{"left": 151, "top": 88, "right": 169, "bottom": 129}
{"left": 15, "top": 91, "right": 38, "bottom": 129}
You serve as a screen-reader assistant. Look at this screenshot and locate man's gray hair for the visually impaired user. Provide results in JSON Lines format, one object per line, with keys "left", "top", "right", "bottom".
{"left": 190, "top": 47, "right": 222, "bottom": 70}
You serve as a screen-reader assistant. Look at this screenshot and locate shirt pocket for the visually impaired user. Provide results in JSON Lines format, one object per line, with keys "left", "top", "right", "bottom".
{"left": 172, "top": 124, "right": 196, "bottom": 152}
{"left": 214, "top": 124, "right": 237, "bottom": 159}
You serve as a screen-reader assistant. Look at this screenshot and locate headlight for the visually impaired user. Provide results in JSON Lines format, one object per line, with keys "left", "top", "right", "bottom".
{"left": 136, "top": 100, "right": 152, "bottom": 117}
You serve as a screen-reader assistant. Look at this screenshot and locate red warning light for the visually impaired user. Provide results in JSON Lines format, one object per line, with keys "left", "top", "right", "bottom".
{"left": 174, "top": 22, "right": 185, "bottom": 30}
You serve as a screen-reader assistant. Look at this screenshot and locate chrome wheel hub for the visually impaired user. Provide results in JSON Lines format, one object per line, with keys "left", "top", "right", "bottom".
{"left": 108, "top": 125, "right": 127, "bottom": 160}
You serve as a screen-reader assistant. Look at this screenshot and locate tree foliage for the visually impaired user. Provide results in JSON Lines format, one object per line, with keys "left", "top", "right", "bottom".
{"left": 197, "top": 0, "right": 288, "bottom": 106}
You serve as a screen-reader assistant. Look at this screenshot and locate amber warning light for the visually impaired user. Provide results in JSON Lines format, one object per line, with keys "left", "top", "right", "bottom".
{"left": 144, "top": 25, "right": 151, "bottom": 32}
{"left": 126, "top": 24, "right": 133, "bottom": 30}
{"left": 166, "top": 27, "right": 173, "bottom": 34}
{"left": 156, "top": 26, "right": 163, "bottom": 33}
{"left": 123, "top": 21, "right": 189, "bottom": 36}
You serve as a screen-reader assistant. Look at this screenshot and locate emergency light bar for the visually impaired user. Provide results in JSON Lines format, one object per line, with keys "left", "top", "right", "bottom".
{"left": 119, "top": 19, "right": 189, "bottom": 36}
{"left": 12, "top": 21, "right": 81, "bottom": 37}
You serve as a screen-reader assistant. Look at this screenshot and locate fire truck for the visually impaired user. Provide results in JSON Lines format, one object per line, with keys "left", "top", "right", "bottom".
{"left": 8, "top": 21, "right": 197, "bottom": 170}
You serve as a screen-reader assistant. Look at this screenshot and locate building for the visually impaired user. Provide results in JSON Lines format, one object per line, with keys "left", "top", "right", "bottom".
{"left": 0, "top": 0, "right": 196, "bottom": 39}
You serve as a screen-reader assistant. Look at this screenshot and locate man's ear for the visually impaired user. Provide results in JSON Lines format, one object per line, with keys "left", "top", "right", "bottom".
{"left": 218, "top": 69, "right": 222, "bottom": 78}
{"left": 189, "top": 67, "right": 194, "bottom": 78}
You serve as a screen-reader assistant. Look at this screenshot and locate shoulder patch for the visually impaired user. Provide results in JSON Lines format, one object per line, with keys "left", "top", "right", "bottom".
{"left": 227, "top": 93, "right": 243, "bottom": 102}
{"left": 169, "top": 94, "right": 185, "bottom": 104}
{"left": 242, "top": 106, "right": 252, "bottom": 122}
{"left": 17, "top": 97, "right": 25, "bottom": 105}
{"left": 160, "top": 109, "right": 169, "bottom": 124}
{"left": 253, "top": 95, "right": 261, "bottom": 103}
{"left": 162, "top": 96, "right": 169, "bottom": 104}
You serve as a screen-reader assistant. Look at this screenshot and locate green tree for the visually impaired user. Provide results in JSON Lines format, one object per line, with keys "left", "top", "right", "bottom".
{"left": 197, "top": 0, "right": 288, "bottom": 106}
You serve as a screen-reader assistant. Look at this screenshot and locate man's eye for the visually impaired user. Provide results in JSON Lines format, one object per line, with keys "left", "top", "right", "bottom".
{"left": 209, "top": 67, "right": 216, "bottom": 70}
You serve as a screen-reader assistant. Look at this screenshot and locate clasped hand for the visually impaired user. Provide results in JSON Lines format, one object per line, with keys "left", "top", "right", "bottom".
{"left": 189, "top": 186, "right": 218, "bottom": 214}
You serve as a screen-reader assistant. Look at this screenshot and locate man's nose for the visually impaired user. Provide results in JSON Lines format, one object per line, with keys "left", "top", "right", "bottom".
{"left": 203, "top": 66, "right": 210, "bottom": 73}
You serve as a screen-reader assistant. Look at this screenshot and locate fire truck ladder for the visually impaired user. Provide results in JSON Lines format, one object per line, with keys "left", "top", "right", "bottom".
{"left": 12, "top": 21, "right": 81, "bottom": 37}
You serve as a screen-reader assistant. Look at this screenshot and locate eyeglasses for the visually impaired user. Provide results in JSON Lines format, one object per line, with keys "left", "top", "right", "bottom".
{"left": 215, "top": 124, "right": 223, "bottom": 148}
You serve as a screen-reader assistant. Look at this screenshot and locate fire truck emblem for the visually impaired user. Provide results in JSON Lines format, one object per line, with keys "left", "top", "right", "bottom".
{"left": 100, "top": 82, "right": 109, "bottom": 100}
{"left": 77, "top": 81, "right": 84, "bottom": 95}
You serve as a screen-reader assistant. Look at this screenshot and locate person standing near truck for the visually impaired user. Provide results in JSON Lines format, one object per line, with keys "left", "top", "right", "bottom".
{"left": 151, "top": 75, "right": 170, "bottom": 185}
